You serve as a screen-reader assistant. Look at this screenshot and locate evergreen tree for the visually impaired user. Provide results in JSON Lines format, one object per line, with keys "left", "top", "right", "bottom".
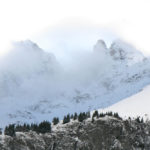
{"left": 99, "top": 112, "right": 105, "bottom": 117}
{"left": 63, "top": 116, "right": 67, "bottom": 124}
{"left": 38, "top": 121, "right": 51, "bottom": 133}
{"left": 73, "top": 113, "right": 78, "bottom": 120}
{"left": 0, "top": 128, "right": 2, "bottom": 135}
{"left": 114, "top": 112, "right": 122, "bottom": 120}
{"left": 78, "top": 113, "right": 84, "bottom": 122}
{"left": 114, "top": 112, "right": 118, "bottom": 118}
{"left": 63, "top": 114, "right": 70, "bottom": 124}
{"left": 92, "top": 110, "right": 99, "bottom": 118}
{"left": 31, "top": 123, "right": 38, "bottom": 132}
{"left": 141, "top": 117, "right": 144, "bottom": 123}
{"left": 5, "top": 124, "right": 16, "bottom": 137}
{"left": 66, "top": 114, "right": 70, "bottom": 122}
{"left": 106, "top": 111, "right": 113, "bottom": 116}
{"left": 78, "top": 112, "right": 87, "bottom": 122}
{"left": 53, "top": 117, "right": 59, "bottom": 125}
{"left": 71, "top": 114, "right": 74, "bottom": 119}
{"left": 135, "top": 116, "right": 143, "bottom": 123}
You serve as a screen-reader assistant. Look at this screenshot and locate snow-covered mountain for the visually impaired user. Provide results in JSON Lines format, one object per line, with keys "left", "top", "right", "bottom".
{"left": 0, "top": 39, "right": 150, "bottom": 127}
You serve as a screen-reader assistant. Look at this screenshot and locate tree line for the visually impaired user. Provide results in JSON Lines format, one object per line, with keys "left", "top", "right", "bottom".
{"left": 4, "top": 110, "right": 144, "bottom": 137}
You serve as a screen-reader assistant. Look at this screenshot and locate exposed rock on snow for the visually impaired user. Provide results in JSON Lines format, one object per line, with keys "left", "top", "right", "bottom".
{"left": 110, "top": 39, "right": 145, "bottom": 64}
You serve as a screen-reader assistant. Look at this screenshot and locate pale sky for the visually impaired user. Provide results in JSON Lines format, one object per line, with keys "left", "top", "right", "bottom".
{"left": 0, "top": 0, "right": 150, "bottom": 56}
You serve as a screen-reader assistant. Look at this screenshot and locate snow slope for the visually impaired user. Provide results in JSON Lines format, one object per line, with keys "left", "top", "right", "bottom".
{"left": 102, "top": 85, "right": 150, "bottom": 119}
{"left": 0, "top": 39, "right": 150, "bottom": 127}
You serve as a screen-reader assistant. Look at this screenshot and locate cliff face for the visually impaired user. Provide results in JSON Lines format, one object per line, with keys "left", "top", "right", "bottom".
{"left": 0, "top": 117, "right": 150, "bottom": 150}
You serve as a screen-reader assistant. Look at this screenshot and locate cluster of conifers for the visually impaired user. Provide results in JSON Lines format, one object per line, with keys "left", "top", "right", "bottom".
{"left": 4, "top": 110, "right": 144, "bottom": 137}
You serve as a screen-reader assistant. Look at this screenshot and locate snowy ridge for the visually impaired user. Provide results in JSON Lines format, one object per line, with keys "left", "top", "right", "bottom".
{"left": 0, "top": 39, "right": 150, "bottom": 127}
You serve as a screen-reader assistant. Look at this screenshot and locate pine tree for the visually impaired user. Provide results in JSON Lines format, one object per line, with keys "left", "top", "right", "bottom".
{"left": 63, "top": 116, "right": 67, "bottom": 124}
{"left": 53, "top": 117, "right": 59, "bottom": 125}
{"left": 78, "top": 112, "right": 87, "bottom": 122}
{"left": 63, "top": 115, "right": 70, "bottom": 124}
{"left": 38, "top": 121, "right": 51, "bottom": 133}
{"left": 5, "top": 124, "right": 16, "bottom": 137}
{"left": 114, "top": 112, "right": 119, "bottom": 118}
{"left": 31, "top": 123, "right": 38, "bottom": 132}
{"left": 66, "top": 114, "right": 70, "bottom": 123}
{"left": 0, "top": 128, "right": 2, "bottom": 135}
{"left": 71, "top": 114, "right": 74, "bottom": 119}
{"left": 107, "top": 111, "right": 113, "bottom": 116}
{"left": 78, "top": 113, "right": 84, "bottom": 122}
{"left": 99, "top": 112, "right": 105, "bottom": 117}
{"left": 73, "top": 113, "right": 78, "bottom": 120}
{"left": 141, "top": 117, "right": 144, "bottom": 123}
{"left": 135, "top": 116, "right": 143, "bottom": 123}
{"left": 92, "top": 110, "right": 99, "bottom": 118}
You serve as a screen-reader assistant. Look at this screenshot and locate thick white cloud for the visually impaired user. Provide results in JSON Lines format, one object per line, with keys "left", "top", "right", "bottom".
{"left": 0, "top": 0, "right": 150, "bottom": 56}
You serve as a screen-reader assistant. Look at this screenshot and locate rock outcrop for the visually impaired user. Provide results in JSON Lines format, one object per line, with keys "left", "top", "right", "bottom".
{"left": 0, "top": 117, "right": 150, "bottom": 150}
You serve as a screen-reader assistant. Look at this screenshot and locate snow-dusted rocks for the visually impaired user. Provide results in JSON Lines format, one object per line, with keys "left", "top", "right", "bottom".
{"left": 109, "top": 40, "right": 145, "bottom": 64}
{"left": 1, "top": 116, "right": 150, "bottom": 150}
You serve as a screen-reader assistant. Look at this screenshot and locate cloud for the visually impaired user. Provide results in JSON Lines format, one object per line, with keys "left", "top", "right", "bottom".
{"left": 0, "top": 35, "right": 148, "bottom": 126}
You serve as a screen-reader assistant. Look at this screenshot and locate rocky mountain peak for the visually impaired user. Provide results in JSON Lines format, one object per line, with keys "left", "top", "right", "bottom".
{"left": 93, "top": 39, "right": 107, "bottom": 52}
{"left": 109, "top": 40, "right": 145, "bottom": 64}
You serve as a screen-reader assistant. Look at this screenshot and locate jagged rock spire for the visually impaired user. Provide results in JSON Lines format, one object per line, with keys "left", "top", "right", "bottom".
{"left": 93, "top": 39, "right": 107, "bottom": 53}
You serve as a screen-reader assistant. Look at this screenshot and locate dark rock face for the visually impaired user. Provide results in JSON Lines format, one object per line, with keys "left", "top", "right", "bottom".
{"left": 0, "top": 117, "right": 150, "bottom": 150}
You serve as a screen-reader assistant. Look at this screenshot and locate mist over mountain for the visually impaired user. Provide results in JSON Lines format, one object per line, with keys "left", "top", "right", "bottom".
{"left": 0, "top": 38, "right": 149, "bottom": 126}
